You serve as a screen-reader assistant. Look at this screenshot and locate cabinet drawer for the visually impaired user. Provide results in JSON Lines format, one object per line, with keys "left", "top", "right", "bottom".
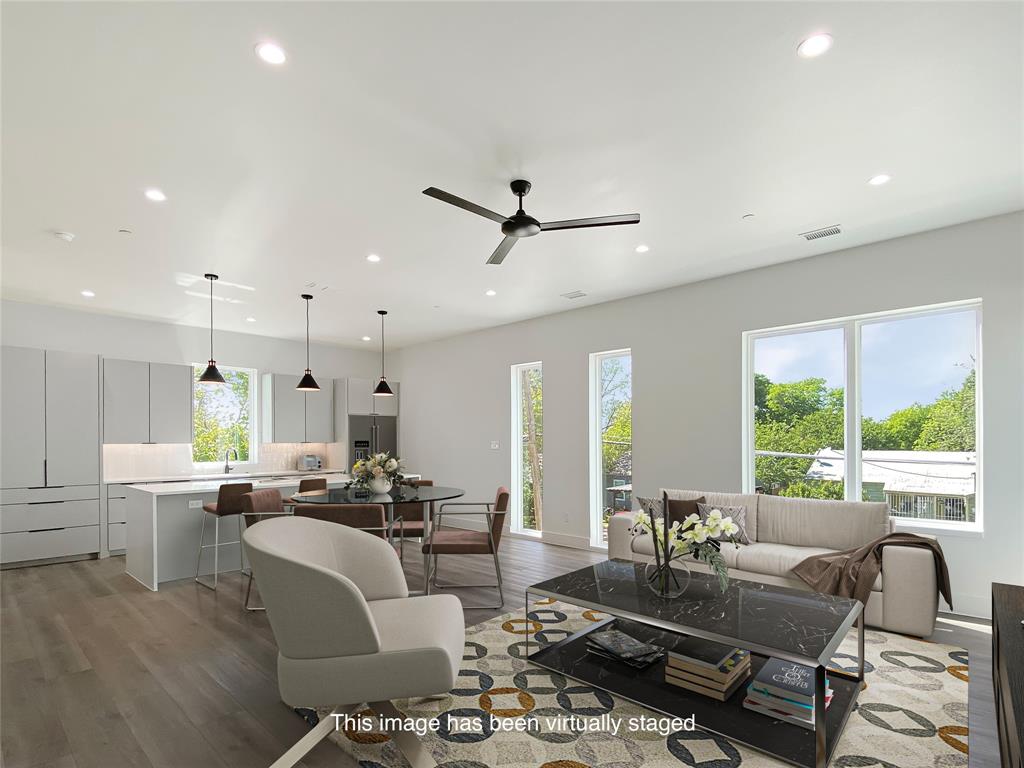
{"left": 0, "top": 525, "right": 99, "bottom": 564}
{"left": 108, "top": 522, "right": 126, "bottom": 550}
{"left": 108, "top": 497, "right": 127, "bottom": 524}
{"left": 0, "top": 485, "right": 100, "bottom": 505}
{"left": 0, "top": 500, "right": 100, "bottom": 534}
{"left": 107, "top": 484, "right": 129, "bottom": 499}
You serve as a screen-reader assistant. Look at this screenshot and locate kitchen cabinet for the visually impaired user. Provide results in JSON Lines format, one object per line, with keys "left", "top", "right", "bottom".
{"left": 263, "top": 373, "right": 335, "bottom": 443}
{"left": 304, "top": 380, "right": 334, "bottom": 443}
{"left": 1, "top": 347, "right": 46, "bottom": 488}
{"left": 345, "top": 377, "right": 399, "bottom": 416}
{"left": 103, "top": 359, "right": 192, "bottom": 444}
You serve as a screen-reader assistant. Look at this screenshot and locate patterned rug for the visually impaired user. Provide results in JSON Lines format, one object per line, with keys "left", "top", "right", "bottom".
{"left": 324, "top": 599, "right": 969, "bottom": 767}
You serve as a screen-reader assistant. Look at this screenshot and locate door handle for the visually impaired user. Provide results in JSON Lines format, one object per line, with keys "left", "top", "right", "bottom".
{"left": 28, "top": 527, "right": 65, "bottom": 533}
{"left": 28, "top": 501, "right": 63, "bottom": 505}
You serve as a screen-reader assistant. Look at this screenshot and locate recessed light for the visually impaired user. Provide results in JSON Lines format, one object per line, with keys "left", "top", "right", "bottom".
{"left": 797, "top": 33, "right": 833, "bottom": 59}
{"left": 54, "top": 231, "right": 75, "bottom": 242}
{"left": 245, "top": 316, "right": 256, "bottom": 322}
{"left": 80, "top": 290, "right": 95, "bottom": 298}
{"left": 634, "top": 244, "right": 650, "bottom": 254}
{"left": 361, "top": 336, "right": 372, "bottom": 342}
{"left": 868, "top": 174, "right": 892, "bottom": 186}
{"left": 485, "top": 289, "right": 497, "bottom": 297}
{"left": 366, "top": 253, "right": 381, "bottom": 263}
{"left": 144, "top": 188, "right": 167, "bottom": 202}
{"left": 255, "top": 41, "right": 286, "bottom": 65}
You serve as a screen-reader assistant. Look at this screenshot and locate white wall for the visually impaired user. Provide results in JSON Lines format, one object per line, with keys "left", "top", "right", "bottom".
{"left": 393, "top": 212, "right": 1024, "bottom": 618}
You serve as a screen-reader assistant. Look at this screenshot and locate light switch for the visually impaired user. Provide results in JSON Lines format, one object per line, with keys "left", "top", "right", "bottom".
{"left": 490, "top": 441, "right": 500, "bottom": 450}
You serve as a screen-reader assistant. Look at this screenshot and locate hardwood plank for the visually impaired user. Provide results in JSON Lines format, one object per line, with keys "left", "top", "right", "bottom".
{"left": 0, "top": 659, "right": 71, "bottom": 768}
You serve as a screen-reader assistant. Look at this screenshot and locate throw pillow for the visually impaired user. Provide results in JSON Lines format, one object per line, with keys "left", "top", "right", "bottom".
{"left": 635, "top": 496, "right": 663, "bottom": 520}
{"left": 666, "top": 496, "right": 706, "bottom": 528}
{"left": 697, "top": 502, "right": 751, "bottom": 545}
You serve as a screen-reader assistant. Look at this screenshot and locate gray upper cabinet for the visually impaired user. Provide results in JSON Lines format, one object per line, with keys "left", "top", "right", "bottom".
{"left": 103, "top": 359, "right": 149, "bottom": 443}
{"left": 0, "top": 347, "right": 99, "bottom": 489}
{"left": 103, "top": 359, "right": 192, "bottom": 444}
{"left": 262, "top": 373, "right": 306, "bottom": 443}
{"left": 149, "top": 363, "right": 193, "bottom": 443}
{"left": 45, "top": 351, "right": 100, "bottom": 486}
{"left": 1, "top": 347, "right": 46, "bottom": 488}
{"left": 304, "top": 380, "right": 334, "bottom": 443}
{"left": 373, "top": 381, "right": 400, "bottom": 417}
{"left": 346, "top": 377, "right": 399, "bottom": 416}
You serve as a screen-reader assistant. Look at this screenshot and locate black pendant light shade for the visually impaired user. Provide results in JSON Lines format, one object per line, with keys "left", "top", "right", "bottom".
{"left": 296, "top": 294, "right": 321, "bottom": 391}
{"left": 198, "top": 274, "right": 226, "bottom": 385}
{"left": 373, "top": 309, "right": 395, "bottom": 396}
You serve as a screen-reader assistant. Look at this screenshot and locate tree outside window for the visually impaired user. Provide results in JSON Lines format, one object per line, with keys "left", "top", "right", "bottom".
{"left": 192, "top": 365, "right": 254, "bottom": 463}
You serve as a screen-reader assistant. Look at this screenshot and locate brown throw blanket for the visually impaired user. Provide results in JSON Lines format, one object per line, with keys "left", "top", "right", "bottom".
{"left": 792, "top": 532, "right": 953, "bottom": 609}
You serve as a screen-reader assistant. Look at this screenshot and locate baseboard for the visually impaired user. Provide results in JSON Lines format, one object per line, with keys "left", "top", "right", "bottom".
{"left": 947, "top": 592, "right": 992, "bottom": 620}
{"left": 537, "top": 530, "right": 594, "bottom": 550}
{"left": 440, "top": 518, "right": 597, "bottom": 552}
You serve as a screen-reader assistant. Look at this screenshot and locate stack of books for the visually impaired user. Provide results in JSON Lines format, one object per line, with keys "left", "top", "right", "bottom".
{"left": 664, "top": 638, "right": 751, "bottom": 701}
{"left": 586, "top": 628, "right": 663, "bottom": 669}
{"left": 742, "top": 658, "right": 833, "bottom": 730}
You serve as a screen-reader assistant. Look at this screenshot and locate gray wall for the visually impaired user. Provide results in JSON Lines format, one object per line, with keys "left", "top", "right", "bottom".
{"left": 393, "top": 212, "right": 1024, "bottom": 618}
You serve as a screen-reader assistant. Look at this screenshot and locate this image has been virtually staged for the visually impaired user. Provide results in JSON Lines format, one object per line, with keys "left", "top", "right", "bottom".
{"left": 1, "top": 2, "right": 1021, "bottom": 768}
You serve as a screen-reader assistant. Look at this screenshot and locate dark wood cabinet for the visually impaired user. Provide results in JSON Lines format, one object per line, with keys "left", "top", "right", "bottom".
{"left": 993, "top": 582, "right": 1024, "bottom": 768}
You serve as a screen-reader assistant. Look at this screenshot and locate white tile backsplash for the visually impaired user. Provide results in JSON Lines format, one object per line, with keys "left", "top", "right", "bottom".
{"left": 103, "top": 442, "right": 334, "bottom": 482}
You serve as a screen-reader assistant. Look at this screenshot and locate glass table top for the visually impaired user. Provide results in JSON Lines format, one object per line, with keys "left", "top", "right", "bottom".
{"left": 528, "top": 559, "right": 862, "bottom": 665}
{"left": 291, "top": 484, "right": 465, "bottom": 505}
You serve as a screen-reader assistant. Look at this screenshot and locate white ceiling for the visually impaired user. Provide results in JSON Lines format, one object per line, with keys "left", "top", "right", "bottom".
{"left": 3, "top": 2, "right": 1021, "bottom": 348}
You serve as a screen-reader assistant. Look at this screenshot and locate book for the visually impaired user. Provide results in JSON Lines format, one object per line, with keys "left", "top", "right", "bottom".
{"left": 747, "top": 686, "right": 833, "bottom": 718}
{"left": 666, "top": 649, "right": 751, "bottom": 683}
{"left": 742, "top": 696, "right": 819, "bottom": 730}
{"left": 752, "top": 658, "right": 821, "bottom": 704}
{"left": 666, "top": 636, "right": 739, "bottom": 670}
{"left": 665, "top": 669, "right": 747, "bottom": 702}
{"left": 586, "top": 644, "right": 663, "bottom": 669}
{"left": 587, "top": 629, "right": 661, "bottom": 660}
{"left": 665, "top": 658, "right": 750, "bottom": 691}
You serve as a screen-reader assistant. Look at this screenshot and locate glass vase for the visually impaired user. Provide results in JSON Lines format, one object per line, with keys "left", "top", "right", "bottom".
{"left": 644, "top": 557, "right": 692, "bottom": 599}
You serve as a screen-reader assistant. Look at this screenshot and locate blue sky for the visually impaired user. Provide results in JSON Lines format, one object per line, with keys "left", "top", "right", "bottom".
{"left": 754, "top": 310, "right": 976, "bottom": 420}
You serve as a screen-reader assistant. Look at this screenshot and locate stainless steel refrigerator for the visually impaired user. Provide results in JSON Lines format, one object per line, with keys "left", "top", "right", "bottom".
{"left": 349, "top": 414, "right": 398, "bottom": 462}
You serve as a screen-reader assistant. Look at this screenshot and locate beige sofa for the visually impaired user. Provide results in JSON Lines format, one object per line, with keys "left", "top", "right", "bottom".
{"left": 607, "top": 488, "right": 940, "bottom": 637}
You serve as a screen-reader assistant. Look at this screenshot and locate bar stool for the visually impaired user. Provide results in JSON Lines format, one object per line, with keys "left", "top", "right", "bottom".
{"left": 289, "top": 477, "right": 327, "bottom": 505}
{"left": 194, "top": 482, "right": 252, "bottom": 590}
{"left": 240, "top": 488, "right": 290, "bottom": 611}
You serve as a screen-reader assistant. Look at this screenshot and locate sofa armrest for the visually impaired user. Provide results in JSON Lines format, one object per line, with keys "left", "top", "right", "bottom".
{"left": 880, "top": 544, "right": 939, "bottom": 637}
{"left": 607, "top": 512, "right": 637, "bottom": 560}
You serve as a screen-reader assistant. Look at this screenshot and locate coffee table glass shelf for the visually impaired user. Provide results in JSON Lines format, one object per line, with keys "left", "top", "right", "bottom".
{"left": 526, "top": 559, "right": 864, "bottom": 768}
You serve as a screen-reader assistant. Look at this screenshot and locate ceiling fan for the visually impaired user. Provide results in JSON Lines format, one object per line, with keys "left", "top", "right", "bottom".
{"left": 422, "top": 179, "right": 640, "bottom": 265}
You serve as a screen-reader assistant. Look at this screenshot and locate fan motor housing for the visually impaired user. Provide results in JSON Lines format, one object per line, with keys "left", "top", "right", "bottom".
{"left": 502, "top": 214, "right": 542, "bottom": 238}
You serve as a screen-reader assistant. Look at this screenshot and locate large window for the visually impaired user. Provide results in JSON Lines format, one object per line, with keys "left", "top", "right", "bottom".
{"left": 192, "top": 365, "right": 257, "bottom": 466}
{"left": 511, "top": 362, "right": 543, "bottom": 533}
{"left": 590, "top": 349, "right": 632, "bottom": 546}
{"left": 743, "top": 301, "right": 981, "bottom": 528}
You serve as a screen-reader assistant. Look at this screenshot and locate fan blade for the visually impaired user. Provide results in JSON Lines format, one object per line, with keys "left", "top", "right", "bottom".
{"left": 539, "top": 213, "right": 640, "bottom": 232}
{"left": 422, "top": 187, "right": 507, "bottom": 224}
{"left": 487, "top": 236, "right": 517, "bottom": 265}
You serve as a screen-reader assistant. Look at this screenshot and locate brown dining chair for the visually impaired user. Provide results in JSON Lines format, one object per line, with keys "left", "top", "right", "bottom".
{"left": 293, "top": 504, "right": 403, "bottom": 552}
{"left": 239, "top": 489, "right": 291, "bottom": 611}
{"left": 422, "top": 487, "right": 510, "bottom": 609}
{"left": 392, "top": 479, "right": 434, "bottom": 561}
{"left": 195, "top": 482, "right": 252, "bottom": 590}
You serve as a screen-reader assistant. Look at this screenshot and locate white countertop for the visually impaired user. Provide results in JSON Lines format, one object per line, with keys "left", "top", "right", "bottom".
{"left": 107, "top": 468, "right": 348, "bottom": 485}
{"left": 126, "top": 473, "right": 352, "bottom": 496}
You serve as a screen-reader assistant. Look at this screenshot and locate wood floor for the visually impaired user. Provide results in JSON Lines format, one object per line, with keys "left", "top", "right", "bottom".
{"left": 0, "top": 536, "right": 998, "bottom": 768}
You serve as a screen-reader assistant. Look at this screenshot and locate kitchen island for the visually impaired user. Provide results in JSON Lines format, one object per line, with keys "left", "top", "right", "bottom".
{"left": 125, "top": 473, "right": 350, "bottom": 590}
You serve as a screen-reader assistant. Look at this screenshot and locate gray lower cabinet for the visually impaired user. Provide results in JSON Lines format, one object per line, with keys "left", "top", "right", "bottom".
{"left": 107, "top": 485, "right": 127, "bottom": 552}
{"left": 0, "top": 486, "right": 101, "bottom": 564}
{"left": 103, "top": 359, "right": 192, "bottom": 444}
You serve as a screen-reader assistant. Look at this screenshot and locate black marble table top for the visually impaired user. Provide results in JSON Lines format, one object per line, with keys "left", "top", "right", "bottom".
{"left": 291, "top": 484, "right": 464, "bottom": 505}
{"left": 529, "top": 559, "right": 862, "bottom": 665}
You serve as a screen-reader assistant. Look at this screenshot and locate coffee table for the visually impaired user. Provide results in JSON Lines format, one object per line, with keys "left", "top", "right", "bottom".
{"left": 525, "top": 559, "right": 864, "bottom": 768}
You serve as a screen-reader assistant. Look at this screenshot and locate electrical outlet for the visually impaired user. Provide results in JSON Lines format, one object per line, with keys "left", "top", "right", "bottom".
{"left": 490, "top": 441, "right": 500, "bottom": 450}
{"left": 188, "top": 499, "right": 203, "bottom": 509}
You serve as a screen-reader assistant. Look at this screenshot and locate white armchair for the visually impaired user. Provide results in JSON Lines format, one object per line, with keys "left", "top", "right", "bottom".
{"left": 243, "top": 515, "right": 465, "bottom": 768}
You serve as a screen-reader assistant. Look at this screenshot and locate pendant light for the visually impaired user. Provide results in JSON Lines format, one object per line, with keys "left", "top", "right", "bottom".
{"left": 296, "top": 293, "right": 320, "bottom": 391}
{"left": 373, "top": 309, "right": 395, "bottom": 396}
{"left": 198, "top": 273, "right": 226, "bottom": 385}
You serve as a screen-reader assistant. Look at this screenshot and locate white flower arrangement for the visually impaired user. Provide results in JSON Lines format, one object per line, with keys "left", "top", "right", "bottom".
{"left": 632, "top": 504, "right": 740, "bottom": 593}
{"left": 351, "top": 452, "right": 404, "bottom": 488}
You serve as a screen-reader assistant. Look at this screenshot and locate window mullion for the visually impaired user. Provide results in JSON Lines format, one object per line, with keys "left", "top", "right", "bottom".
{"left": 845, "top": 320, "right": 862, "bottom": 501}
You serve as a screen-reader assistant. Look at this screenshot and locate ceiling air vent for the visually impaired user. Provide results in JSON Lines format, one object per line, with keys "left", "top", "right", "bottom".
{"left": 799, "top": 225, "right": 842, "bottom": 241}
{"left": 560, "top": 290, "right": 587, "bottom": 300}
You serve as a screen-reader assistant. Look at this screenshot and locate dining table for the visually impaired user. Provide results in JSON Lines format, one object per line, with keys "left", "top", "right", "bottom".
{"left": 290, "top": 483, "right": 466, "bottom": 593}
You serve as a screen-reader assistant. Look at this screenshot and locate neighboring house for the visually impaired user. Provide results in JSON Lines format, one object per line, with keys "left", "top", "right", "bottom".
{"left": 806, "top": 449, "right": 978, "bottom": 523}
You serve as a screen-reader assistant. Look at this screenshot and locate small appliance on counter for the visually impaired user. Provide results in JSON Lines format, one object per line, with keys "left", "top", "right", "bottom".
{"left": 297, "top": 454, "right": 323, "bottom": 470}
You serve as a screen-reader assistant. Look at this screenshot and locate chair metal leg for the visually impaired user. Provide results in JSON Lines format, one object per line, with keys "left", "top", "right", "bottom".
{"left": 244, "top": 571, "right": 265, "bottom": 611}
{"left": 369, "top": 700, "right": 435, "bottom": 768}
{"left": 194, "top": 509, "right": 209, "bottom": 586}
{"left": 431, "top": 551, "right": 505, "bottom": 609}
{"left": 195, "top": 513, "right": 244, "bottom": 591}
{"left": 270, "top": 704, "right": 357, "bottom": 768}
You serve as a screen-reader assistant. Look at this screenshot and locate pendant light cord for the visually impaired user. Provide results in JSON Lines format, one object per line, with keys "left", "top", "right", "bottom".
{"left": 208, "top": 276, "right": 214, "bottom": 360}
{"left": 305, "top": 299, "right": 310, "bottom": 369}
{"left": 380, "top": 312, "right": 385, "bottom": 378}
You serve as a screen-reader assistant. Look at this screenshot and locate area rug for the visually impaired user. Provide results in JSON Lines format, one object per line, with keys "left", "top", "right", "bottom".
{"left": 325, "top": 599, "right": 969, "bottom": 767}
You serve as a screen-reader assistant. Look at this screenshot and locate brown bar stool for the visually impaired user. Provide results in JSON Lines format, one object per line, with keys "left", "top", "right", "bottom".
{"left": 240, "top": 488, "right": 290, "bottom": 611}
{"left": 289, "top": 477, "right": 327, "bottom": 504}
{"left": 194, "top": 482, "right": 252, "bottom": 590}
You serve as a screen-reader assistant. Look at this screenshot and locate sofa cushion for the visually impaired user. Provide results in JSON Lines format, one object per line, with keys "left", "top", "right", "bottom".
{"left": 735, "top": 542, "right": 882, "bottom": 591}
{"left": 756, "top": 494, "right": 889, "bottom": 550}
{"left": 697, "top": 503, "right": 751, "bottom": 545}
{"left": 666, "top": 496, "right": 705, "bottom": 527}
{"left": 662, "top": 489, "right": 760, "bottom": 542}
{"left": 630, "top": 533, "right": 744, "bottom": 569}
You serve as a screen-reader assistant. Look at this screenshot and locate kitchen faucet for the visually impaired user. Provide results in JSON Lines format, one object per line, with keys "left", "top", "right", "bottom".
{"left": 224, "top": 448, "right": 239, "bottom": 474}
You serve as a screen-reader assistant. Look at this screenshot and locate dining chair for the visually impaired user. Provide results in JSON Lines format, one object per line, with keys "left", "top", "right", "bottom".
{"left": 240, "top": 488, "right": 291, "bottom": 611}
{"left": 288, "top": 477, "right": 328, "bottom": 504}
{"left": 243, "top": 516, "right": 464, "bottom": 768}
{"left": 422, "top": 486, "right": 510, "bottom": 609}
{"left": 293, "top": 503, "right": 403, "bottom": 553}
{"left": 195, "top": 482, "right": 252, "bottom": 590}
{"left": 391, "top": 479, "right": 434, "bottom": 561}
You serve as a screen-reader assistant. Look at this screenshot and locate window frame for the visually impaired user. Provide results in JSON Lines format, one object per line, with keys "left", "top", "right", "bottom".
{"left": 191, "top": 363, "right": 259, "bottom": 470}
{"left": 589, "top": 348, "right": 632, "bottom": 548}
{"left": 510, "top": 361, "right": 543, "bottom": 536}
{"left": 741, "top": 299, "right": 982, "bottom": 532}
